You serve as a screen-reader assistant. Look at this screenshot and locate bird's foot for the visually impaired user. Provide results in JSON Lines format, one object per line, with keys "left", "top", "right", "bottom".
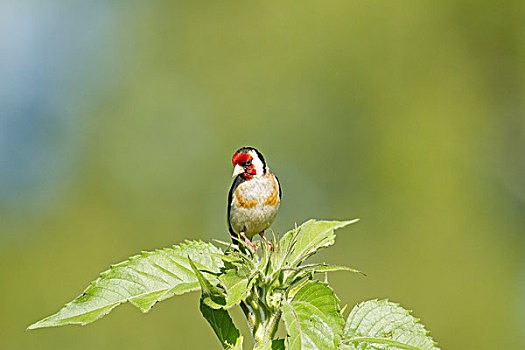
{"left": 260, "top": 232, "right": 273, "bottom": 250}
{"left": 240, "top": 232, "right": 258, "bottom": 251}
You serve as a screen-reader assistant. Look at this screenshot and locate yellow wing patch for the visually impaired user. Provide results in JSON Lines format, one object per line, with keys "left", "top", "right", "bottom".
{"left": 264, "top": 177, "right": 280, "bottom": 206}
{"left": 234, "top": 189, "right": 258, "bottom": 209}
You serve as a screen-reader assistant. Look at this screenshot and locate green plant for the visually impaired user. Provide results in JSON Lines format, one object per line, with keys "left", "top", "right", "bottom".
{"left": 28, "top": 219, "right": 440, "bottom": 350}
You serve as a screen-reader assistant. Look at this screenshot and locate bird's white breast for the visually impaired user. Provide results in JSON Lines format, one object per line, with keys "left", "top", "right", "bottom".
{"left": 229, "top": 175, "right": 280, "bottom": 238}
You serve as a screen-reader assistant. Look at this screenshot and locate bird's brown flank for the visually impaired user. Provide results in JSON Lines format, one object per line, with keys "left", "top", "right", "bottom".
{"left": 234, "top": 188, "right": 258, "bottom": 209}
{"left": 264, "top": 175, "right": 280, "bottom": 206}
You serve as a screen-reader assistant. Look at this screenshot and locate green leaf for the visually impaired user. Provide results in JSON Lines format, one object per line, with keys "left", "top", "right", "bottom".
{"left": 282, "top": 280, "right": 344, "bottom": 350}
{"left": 271, "top": 339, "right": 285, "bottom": 350}
{"left": 254, "top": 339, "right": 285, "bottom": 350}
{"left": 280, "top": 219, "right": 359, "bottom": 267}
{"left": 200, "top": 299, "right": 243, "bottom": 349}
{"left": 284, "top": 264, "right": 364, "bottom": 289}
{"left": 190, "top": 256, "right": 242, "bottom": 349}
{"left": 188, "top": 256, "right": 227, "bottom": 309}
{"left": 286, "top": 263, "right": 364, "bottom": 278}
{"left": 219, "top": 269, "right": 250, "bottom": 308}
{"left": 298, "top": 263, "right": 364, "bottom": 275}
{"left": 341, "top": 300, "right": 440, "bottom": 350}
{"left": 28, "top": 240, "right": 224, "bottom": 329}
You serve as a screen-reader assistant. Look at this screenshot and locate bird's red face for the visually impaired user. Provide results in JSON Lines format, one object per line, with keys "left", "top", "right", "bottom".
{"left": 232, "top": 151, "right": 257, "bottom": 180}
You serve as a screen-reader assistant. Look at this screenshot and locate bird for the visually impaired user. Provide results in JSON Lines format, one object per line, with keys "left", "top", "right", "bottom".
{"left": 227, "top": 147, "right": 281, "bottom": 251}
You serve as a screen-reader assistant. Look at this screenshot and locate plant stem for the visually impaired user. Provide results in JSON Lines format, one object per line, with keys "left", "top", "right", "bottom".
{"left": 264, "top": 308, "right": 281, "bottom": 342}
{"left": 240, "top": 301, "right": 255, "bottom": 331}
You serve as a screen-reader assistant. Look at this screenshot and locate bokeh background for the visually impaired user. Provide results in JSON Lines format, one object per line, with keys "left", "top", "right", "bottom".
{"left": 1, "top": 1, "right": 524, "bottom": 349}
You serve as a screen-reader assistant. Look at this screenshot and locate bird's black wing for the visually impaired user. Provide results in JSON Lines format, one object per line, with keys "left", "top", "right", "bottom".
{"left": 274, "top": 174, "right": 282, "bottom": 199}
{"left": 227, "top": 175, "right": 244, "bottom": 243}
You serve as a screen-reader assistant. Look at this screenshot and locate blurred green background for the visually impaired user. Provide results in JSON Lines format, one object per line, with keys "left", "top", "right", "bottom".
{"left": 1, "top": 1, "right": 524, "bottom": 349}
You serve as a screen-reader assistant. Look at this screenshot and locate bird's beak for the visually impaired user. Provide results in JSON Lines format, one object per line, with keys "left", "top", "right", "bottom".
{"left": 232, "top": 164, "right": 244, "bottom": 177}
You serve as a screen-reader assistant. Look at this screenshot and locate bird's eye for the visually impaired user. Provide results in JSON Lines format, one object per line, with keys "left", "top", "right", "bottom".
{"left": 245, "top": 160, "right": 252, "bottom": 166}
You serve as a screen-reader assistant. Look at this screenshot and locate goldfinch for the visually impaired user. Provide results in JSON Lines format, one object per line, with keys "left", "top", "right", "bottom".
{"left": 227, "top": 147, "right": 281, "bottom": 250}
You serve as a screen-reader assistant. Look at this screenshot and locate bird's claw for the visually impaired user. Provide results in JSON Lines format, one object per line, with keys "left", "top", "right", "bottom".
{"left": 241, "top": 232, "right": 258, "bottom": 251}
{"left": 260, "top": 232, "right": 274, "bottom": 251}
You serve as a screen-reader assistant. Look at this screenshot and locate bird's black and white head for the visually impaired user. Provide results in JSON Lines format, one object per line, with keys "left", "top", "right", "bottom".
{"left": 232, "top": 147, "right": 267, "bottom": 180}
